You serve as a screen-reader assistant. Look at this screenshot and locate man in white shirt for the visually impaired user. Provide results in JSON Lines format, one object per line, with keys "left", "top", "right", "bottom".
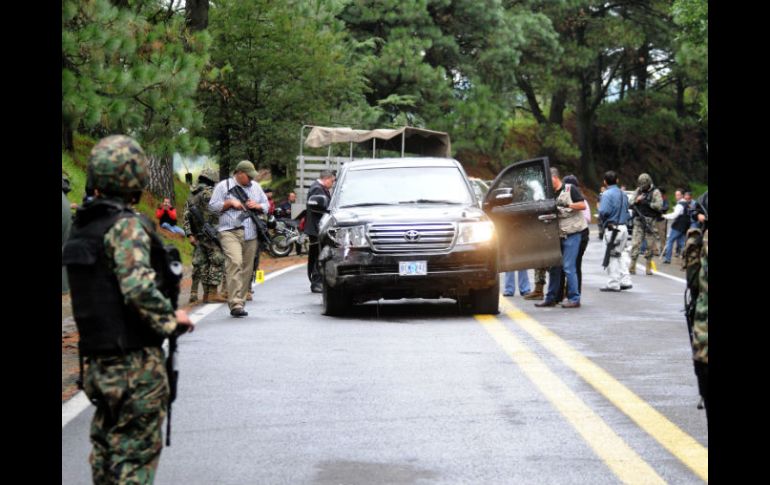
{"left": 662, "top": 188, "right": 689, "bottom": 263}
{"left": 208, "top": 160, "right": 268, "bottom": 316}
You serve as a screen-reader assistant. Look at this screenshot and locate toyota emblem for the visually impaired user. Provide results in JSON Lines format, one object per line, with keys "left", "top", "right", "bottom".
{"left": 404, "top": 230, "right": 421, "bottom": 241}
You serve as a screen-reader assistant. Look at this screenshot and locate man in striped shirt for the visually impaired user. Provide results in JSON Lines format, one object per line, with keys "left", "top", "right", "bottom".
{"left": 208, "top": 160, "right": 269, "bottom": 317}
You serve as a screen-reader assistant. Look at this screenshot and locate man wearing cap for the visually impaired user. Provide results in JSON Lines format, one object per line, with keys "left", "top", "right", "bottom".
{"left": 208, "top": 160, "right": 268, "bottom": 317}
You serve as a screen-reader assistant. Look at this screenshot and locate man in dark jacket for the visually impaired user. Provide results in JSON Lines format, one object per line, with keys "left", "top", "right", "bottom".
{"left": 304, "top": 170, "right": 335, "bottom": 293}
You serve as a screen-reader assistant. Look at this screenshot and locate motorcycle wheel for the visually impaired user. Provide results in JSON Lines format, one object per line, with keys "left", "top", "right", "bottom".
{"left": 269, "top": 234, "right": 293, "bottom": 257}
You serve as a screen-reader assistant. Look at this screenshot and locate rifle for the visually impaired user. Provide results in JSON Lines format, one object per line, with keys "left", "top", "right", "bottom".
{"left": 630, "top": 203, "right": 651, "bottom": 235}
{"left": 227, "top": 184, "right": 267, "bottom": 233}
{"left": 602, "top": 224, "right": 619, "bottom": 269}
{"left": 155, "top": 242, "right": 184, "bottom": 446}
{"left": 188, "top": 205, "right": 222, "bottom": 249}
{"left": 227, "top": 184, "right": 269, "bottom": 279}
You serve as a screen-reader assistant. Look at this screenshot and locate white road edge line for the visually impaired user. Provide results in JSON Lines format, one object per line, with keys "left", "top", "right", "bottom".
{"left": 62, "top": 262, "right": 307, "bottom": 428}
{"left": 636, "top": 263, "right": 687, "bottom": 284}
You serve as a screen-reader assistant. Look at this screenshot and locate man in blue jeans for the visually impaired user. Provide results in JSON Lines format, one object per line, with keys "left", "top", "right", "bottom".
{"left": 535, "top": 168, "right": 588, "bottom": 309}
{"left": 503, "top": 271, "right": 531, "bottom": 297}
{"left": 662, "top": 188, "right": 689, "bottom": 263}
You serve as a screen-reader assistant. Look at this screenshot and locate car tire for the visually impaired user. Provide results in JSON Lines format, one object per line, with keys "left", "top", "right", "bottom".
{"left": 323, "top": 281, "right": 350, "bottom": 316}
{"left": 469, "top": 279, "right": 500, "bottom": 315}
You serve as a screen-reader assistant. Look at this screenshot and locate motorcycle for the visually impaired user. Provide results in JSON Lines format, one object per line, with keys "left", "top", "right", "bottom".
{"left": 269, "top": 207, "right": 308, "bottom": 257}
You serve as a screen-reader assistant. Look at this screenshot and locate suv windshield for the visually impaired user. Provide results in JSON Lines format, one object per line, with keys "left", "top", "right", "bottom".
{"left": 337, "top": 166, "right": 473, "bottom": 208}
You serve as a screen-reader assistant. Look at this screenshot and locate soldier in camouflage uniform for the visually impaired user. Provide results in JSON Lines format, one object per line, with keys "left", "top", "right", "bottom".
{"left": 692, "top": 228, "right": 708, "bottom": 424}
{"left": 628, "top": 173, "right": 663, "bottom": 275}
{"left": 184, "top": 179, "right": 206, "bottom": 302}
{"left": 684, "top": 191, "right": 708, "bottom": 425}
{"left": 62, "top": 135, "right": 194, "bottom": 485}
{"left": 183, "top": 168, "right": 226, "bottom": 303}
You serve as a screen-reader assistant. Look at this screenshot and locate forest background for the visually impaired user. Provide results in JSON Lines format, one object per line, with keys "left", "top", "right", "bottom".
{"left": 62, "top": 0, "right": 708, "bottom": 204}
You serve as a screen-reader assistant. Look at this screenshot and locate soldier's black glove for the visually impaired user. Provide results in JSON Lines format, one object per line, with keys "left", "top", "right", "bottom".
{"left": 172, "top": 322, "right": 195, "bottom": 337}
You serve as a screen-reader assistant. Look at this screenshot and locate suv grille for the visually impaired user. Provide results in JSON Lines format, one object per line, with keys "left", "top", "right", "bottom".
{"left": 368, "top": 223, "right": 456, "bottom": 252}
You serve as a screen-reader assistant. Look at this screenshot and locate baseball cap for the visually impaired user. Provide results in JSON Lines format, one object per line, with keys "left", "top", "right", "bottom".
{"left": 234, "top": 160, "right": 258, "bottom": 179}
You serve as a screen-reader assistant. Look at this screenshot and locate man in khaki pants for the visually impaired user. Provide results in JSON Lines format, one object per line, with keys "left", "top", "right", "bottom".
{"left": 208, "top": 160, "right": 268, "bottom": 317}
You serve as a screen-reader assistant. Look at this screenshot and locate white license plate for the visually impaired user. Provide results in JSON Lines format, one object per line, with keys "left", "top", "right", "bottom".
{"left": 399, "top": 261, "right": 427, "bottom": 276}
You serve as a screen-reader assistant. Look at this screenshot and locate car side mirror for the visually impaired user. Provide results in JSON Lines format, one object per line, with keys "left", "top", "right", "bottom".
{"left": 485, "top": 188, "right": 514, "bottom": 208}
{"left": 308, "top": 194, "right": 329, "bottom": 213}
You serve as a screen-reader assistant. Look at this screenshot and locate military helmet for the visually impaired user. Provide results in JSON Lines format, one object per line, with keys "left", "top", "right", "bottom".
{"left": 87, "top": 135, "right": 148, "bottom": 197}
{"left": 198, "top": 167, "right": 219, "bottom": 184}
{"left": 637, "top": 173, "right": 653, "bottom": 188}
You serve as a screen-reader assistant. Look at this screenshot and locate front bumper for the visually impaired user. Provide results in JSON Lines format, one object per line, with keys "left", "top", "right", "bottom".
{"left": 320, "top": 244, "right": 498, "bottom": 303}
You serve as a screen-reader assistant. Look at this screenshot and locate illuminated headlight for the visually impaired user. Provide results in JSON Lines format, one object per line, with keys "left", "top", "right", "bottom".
{"left": 328, "top": 224, "right": 369, "bottom": 248}
{"left": 457, "top": 221, "right": 495, "bottom": 244}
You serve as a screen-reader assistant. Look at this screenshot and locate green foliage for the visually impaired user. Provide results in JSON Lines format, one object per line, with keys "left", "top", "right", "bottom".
{"left": 62, "top": 0, "right": 211, "bottom": 157}
{"left": 201, "top": 0, "right": 369, "bottom": 176}
{"left": 443, "top": 83, "right": 508, "bottom": 155}
{"left": 672, "top": 0, "right": 708, "bottom": 45}
{"left": 597, "top": 92, "right": 683, "bottom": 140}
{"left": 689, "top": 182, "right": 708, "bottom": 200}
{"left": 499, "top": 116, "right": 580, "bottom": 172}
{"left": 62, "top": 0, "right": 707, "bottom": 199}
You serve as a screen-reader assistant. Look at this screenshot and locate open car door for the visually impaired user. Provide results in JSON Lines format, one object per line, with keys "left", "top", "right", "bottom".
{"left": 483, "top": 157, "right": 562, "bottom": 272}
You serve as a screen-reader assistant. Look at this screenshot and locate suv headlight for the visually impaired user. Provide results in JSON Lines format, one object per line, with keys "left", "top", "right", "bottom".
{"left": 328, "top": 224, "right": 369, "bottom": 248}
{"left": 456, "top": 221, "right": 495, "bottom": 245}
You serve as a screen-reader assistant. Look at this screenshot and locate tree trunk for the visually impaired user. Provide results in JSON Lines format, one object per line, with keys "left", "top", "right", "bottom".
{"left": 270, "top": 161, "right": 286, "bottom": 179}
{"left": 674, "top": 78, "right": 685, "bottom": 143}
{"left": 576, "top": 81, "right": 599, "bottom": 188}
{"left": 185, "top": 0, "right": 209, "bottom": 32}
{"left": 517, "top": 77, "right": 546, "bottom": 125}
{"left": 635, "top": 42, "right": 649, "bottom": 91}
{"left": 62, "top": 122, "right": 74, "bottom": 152}
{"left": 675, "top": 77, "right": 686, "bottom": 117}
{"left": 217, "top": 123, "right": 231, "bottom": 182}
{"left": 548, "top": 88, "right": 567, "bottom": 126}
{"left": 146, "top": 154, "right": 176, "bottom": 204}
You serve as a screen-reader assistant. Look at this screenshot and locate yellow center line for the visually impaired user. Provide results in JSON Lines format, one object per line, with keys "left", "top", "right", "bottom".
{"left": 498, "top": 298, "right": 708, "bottom": 482}
{"left": 475, "top": 314, "right": 665, "bottom": 485}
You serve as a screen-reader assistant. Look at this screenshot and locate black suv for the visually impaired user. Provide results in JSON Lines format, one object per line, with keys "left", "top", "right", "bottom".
{"left": 310, "top": 157, "right": 563, "bottom": 315}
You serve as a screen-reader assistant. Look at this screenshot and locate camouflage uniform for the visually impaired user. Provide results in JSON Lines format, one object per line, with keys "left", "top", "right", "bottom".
{"left": 184, "top": 184, "right": 206, "bottom": 301}
{"left": 692, "top": 229, "right": 708, "bottom": 420}
{"left": 64, "top": 136, "right": 181, "bottom": 485}
{"left": 629, "top": 173, "right": 663, "bottom": 274}
{"left": 692, "top": 229, "right": 708, "bottom": 362}
{"left": 182, "top": 169, "right": 225, "bottom": 302}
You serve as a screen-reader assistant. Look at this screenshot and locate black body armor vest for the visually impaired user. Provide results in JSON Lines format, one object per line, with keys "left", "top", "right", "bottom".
{"left": 672, "top": 200, "right": 690, "bottom": 232}
{"left": 637, "top": 189, "right": 662, "bottom": 218}
{"left": 63, "top": 199, "right": 169, "bottom": 355}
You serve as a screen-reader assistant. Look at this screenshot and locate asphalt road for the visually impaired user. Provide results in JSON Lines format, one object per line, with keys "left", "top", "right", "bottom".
{"left": 62, "top": 234, "right": 707, "bottom": 484}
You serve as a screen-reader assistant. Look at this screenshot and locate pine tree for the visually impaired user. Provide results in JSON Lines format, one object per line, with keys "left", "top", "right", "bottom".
{"left": 62, "top": 0, "right": 211, "bottom": 173}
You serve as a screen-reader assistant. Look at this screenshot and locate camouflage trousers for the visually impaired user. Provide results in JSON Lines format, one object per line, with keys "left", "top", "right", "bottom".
{"left": 692, "top": 229, "right": 708, "bottom": 364}
{"left": 84, "top": 347, "right": 168, "bottom": 485}
{"left": 630, "top": 217, "right": 661, "bottom": 261}
{"left": 191, "top": 241, "right": 225, "bottom": 287}
{"left": 533, "top": 268, "right": 547, "bottom": 285}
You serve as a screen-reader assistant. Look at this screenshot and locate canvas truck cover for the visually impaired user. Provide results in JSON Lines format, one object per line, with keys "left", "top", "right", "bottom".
{"left": 304, "top": 126, "right": 451, "bottom": 158}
